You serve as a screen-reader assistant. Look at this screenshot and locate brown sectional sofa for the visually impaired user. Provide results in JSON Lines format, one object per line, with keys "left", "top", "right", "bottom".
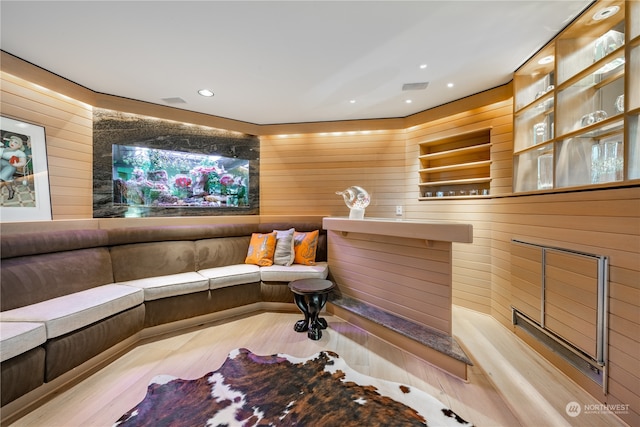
{"left": 0, "top": 221, "right": 327, "bottom": 407}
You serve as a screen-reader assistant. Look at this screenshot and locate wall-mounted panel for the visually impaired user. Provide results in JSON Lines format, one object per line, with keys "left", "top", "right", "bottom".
{"left": 545, "top": 249, "right": 601, "bottom": 358}
{"left": 511, "top": 238, "right": 609, "bottom": 396}
{"left": 510, "top": 241, "right": 543, "bottom": 323}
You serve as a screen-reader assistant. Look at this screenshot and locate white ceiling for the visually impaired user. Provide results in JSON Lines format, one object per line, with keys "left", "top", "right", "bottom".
{"left": 1, "top": 1, "right": 592, "bottom": 126}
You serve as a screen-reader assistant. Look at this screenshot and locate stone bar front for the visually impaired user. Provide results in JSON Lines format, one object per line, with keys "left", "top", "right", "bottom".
{"left": 323, "top": 217, "right": 473, "bottom": 377}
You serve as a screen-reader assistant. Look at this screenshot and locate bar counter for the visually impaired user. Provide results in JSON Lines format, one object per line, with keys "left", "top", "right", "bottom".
{"left": 323, "top": 216, "right": 474, "bottom": 377}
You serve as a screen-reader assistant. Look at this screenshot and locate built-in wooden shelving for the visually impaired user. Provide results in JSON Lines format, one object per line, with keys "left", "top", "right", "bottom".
{"left": 418, "top": 128, "right": 492, "bottom": 199}
{"left": 513, "top": 0, "right": 639, "bottom": 192}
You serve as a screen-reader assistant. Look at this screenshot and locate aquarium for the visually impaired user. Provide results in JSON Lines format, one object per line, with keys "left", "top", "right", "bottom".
{"left": 112, "top": 145, "right": 249, "bottom": 208}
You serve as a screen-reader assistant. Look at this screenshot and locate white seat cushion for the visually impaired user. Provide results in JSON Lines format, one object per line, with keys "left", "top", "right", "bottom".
{"left": 198, "top": 264, "right": 261, "bottom": 290}
{"left": 260, "top": 262, "right": 329, "bottom": 282}
{"left": 0, "top": 284, "right": 143, "bottom": 339}
{"left": 0, "top": 322, "right": 47, "bottom": 362}
{"left": 118, "top": 272, "right": 209, "bottom": 301}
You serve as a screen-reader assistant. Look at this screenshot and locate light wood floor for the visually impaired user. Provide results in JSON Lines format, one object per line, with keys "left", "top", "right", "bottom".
{"left": 6, "top": 307, "right": 629, "bottom": 427}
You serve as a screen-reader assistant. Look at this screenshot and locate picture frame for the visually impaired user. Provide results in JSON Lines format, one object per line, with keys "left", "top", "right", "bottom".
{"left": 1, "top": 116, "right": 52, "bottom": 221}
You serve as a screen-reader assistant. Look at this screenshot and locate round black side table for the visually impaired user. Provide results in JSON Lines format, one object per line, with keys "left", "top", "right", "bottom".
{"left": 288, "top": 278, "right": 335, "bottom": 340}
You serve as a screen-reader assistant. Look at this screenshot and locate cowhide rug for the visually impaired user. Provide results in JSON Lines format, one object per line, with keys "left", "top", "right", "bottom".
{"left": 114, "top": 348, "right": 473, "bottom": 427}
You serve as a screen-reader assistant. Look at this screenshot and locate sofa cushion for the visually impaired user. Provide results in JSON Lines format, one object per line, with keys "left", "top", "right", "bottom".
{"left": 0, "top": 322, "right": 47, "bottom": 362}
{"left": 198, "top": 264, "right": 261, "bottom": 289}
{"left": 0, "top": 284, "right": 143, "bottom": 339}
{"left": 260, "top": 262, "right": 329, "bottom": 282}
{"left": 118, "top": 272, "right": 210, "bottom": 301}
{"left": 273, "top": 228, "right": 295, "bottom": 266}
{"left": 293, "top": 230, "right": 319, "bottom": 265}
{"left": 245, "top": 232, "right": 277, "bottom": 266}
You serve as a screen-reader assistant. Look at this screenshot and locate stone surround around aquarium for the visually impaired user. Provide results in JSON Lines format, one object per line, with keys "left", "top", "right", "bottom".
{"left": 92, "top": 109, "right": 261, "bottom": 218}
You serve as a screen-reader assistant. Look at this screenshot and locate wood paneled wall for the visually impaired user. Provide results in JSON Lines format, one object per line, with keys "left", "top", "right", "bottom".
{"left": 1, "top": 72, "right": 94, "bottom": 220}
{"left": 1, "top": 57, "right": 638, "bottom": 426}
{"left": 260, "top": 130, "right": 407, "bottom": 218}
{"left": 403, "top": 99, "right": 514, "bottom": 313}
{"left": 489, "top": 187, "right": 640, "bottom": 425}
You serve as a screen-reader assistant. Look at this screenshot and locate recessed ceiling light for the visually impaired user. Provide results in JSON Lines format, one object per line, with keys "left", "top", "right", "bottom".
{"left": 349, "top": 99, "right": 356, "bottom": 104}
{"left": 538, "top": 55, "right": 554, "bottom": 65}
{"left": 405, "top": 99, "right": 413, "bottom": 104}
{"left": 198, "top": 89, "right": 214, "bottom": 97}
{"left": 593, "top": 5, "right": 619, "bottom": 21}
{"left": 419, "top": 64, "right": 428, "bottom": 69}
{"left": 447, "top": 83, "right": 454, "bottom": 88}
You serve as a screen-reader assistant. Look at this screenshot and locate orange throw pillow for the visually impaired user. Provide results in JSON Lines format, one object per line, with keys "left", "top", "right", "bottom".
{"left": 245, "top": 232, "right": 277, "bottom": 266}
{"left": 293, "top": 230, "right": 319, "bottom": 265}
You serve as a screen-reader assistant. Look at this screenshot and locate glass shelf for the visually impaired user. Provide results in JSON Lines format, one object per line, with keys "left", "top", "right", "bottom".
{"left": 513, "top": 144, "right": 554, "bottom": 193}
{"left": 629, "top": 0, "right": 639, "bottom": 180}
{"left": 628, "top": 114, "right": 640, "bottom": 180}
{"left": 514, "top": 71, "right": 555, "bottom": 113}
{"left": 630, "top": 0, "right": 640, "bottom": 41}
{"left": 629, "top": 42, "right": 640, "bottom": 112}
{"left": 556, "top": 53, "right": 624, "bottom": 137}
{"left": 556, "top": 6, "right": 625, "bottom": 85}
{"left": 514, "top": 97, "right": 554, "bottom": 152}
{"left": 556, "top": 130, "right": 624, "bottom": 188}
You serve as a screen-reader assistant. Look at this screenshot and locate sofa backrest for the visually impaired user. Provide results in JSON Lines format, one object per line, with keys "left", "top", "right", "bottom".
{"left": 196, "top": 236, "right": 252, "bottom": 270}
{"left": 105, "top": 223, "right": 261, "bottom": 246}
{"left": 1, "top": 229, "right": 115, "bottom": 311}
{"left": 1, "top": 229, "right": 109, "bottom": 259}
{"left": 1, "top": 248, "right": 115, "bottom": 311}
{"left": 0, "top": 222, "right": 328, "bottom": 311}
{"left": 110, "top": 241, "right": 197, "bottom": 282}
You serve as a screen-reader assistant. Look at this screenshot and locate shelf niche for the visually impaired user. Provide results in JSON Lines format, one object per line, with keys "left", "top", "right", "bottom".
{"left": 418, "top": 128, "right": 492, "bottom": 200}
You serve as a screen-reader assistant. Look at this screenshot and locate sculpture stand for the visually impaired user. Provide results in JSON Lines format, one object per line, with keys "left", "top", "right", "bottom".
{"left": 349, "top": 208, "right": 365, "bottom": 220}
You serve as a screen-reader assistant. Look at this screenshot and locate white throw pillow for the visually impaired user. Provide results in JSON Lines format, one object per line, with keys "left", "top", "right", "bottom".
{"left": 273, "top": 228, "right": 295, "bottom": 266}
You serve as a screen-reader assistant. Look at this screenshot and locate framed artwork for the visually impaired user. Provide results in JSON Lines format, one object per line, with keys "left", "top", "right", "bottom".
{"left": 0, "top": 116, "right": 52, "bottom": 221}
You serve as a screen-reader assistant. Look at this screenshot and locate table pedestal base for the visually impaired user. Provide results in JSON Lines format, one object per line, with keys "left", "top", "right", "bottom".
{"left": 289, "top": 279, "right": 335, "bottom": 341}
{"left": 293, "top": 293, "right": 329, "bottom": 340}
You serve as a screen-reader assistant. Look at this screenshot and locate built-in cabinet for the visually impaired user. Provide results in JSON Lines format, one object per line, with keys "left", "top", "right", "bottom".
{"left": 514, "top": 0, "right": 639, "bottom": 193}
{"left": 418, "top": 128, "right": 492, "bottom": 199}
{"left": 511, "top": 240, "right": 609, "bottom": 390}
